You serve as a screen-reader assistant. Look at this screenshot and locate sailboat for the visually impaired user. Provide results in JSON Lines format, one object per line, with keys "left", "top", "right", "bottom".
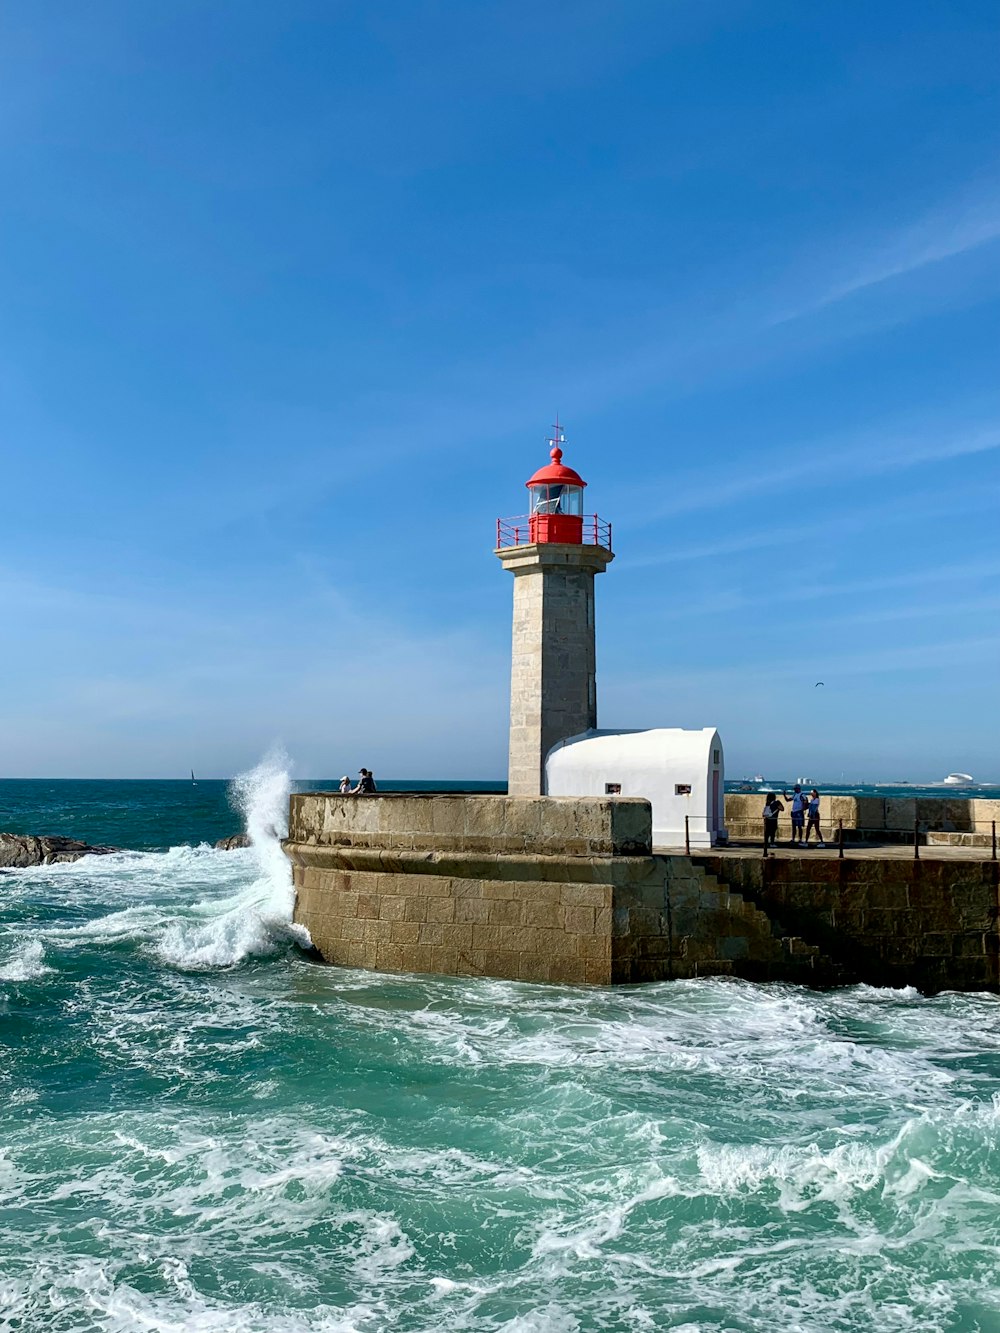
{"left": 191, "top": 769, "right": 197, "bottom": 786}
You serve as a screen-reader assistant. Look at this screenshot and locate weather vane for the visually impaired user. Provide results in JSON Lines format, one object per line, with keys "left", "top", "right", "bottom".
{"left": 547, "top": 414, "right": 566, "bottom": 456}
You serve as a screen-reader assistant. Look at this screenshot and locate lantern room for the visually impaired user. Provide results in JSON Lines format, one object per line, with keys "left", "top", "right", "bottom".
{"left": 526, "top": 425, "right": 586, "bottom": 544}
{"left": 495, "top": 421, "right": 612, "bottom": 552}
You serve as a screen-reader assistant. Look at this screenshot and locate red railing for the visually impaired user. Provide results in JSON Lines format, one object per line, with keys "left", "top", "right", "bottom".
{"left": 496, "top": 514, "right": 612, "bottom": 550}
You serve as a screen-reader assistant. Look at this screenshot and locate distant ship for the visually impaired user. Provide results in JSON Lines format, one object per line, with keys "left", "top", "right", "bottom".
{"left": 942, "top": 772, "right": 974, "bottom": 787}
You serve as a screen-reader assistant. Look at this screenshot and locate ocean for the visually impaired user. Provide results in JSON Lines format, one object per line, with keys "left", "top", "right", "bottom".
{"left": 2, "top": 763, "right": 1000, "bottom": 1332}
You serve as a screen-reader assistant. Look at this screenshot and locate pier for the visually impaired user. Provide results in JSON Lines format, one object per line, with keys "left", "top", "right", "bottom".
{"left": 285, "top": 791, "right": 1000, "bottom": 993}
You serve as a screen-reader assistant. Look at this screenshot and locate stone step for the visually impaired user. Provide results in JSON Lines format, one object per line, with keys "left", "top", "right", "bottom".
{"left": 701, "top": 859, "right": 847, "bottom": 985}
{"left": 927, "top": 830, "right": 995, "bottom": 848}
{"left": 685, "top": 857, "right": 846, "bottom": 981}
{"left": 781, "top": 934, "right": 846, "bottom": 980}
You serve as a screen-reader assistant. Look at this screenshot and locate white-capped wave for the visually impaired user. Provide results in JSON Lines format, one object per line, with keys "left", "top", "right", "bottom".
{"left": 152, "top": 750, "right": 308, "bottom": 968}
{"left": 496, "top": 1309, "right": 581, "bottom": 1333}
{"left": 0, "top": 1258, "right": 375, "bottom": 1333}
{"left": 154, "top": 895, "right": 310, "bottom": 970}
{"left": 0, "top": 938, "right": 53, "bottom": 981}
{"left": 2, "top": 750, "right": 311, "bottom": 974}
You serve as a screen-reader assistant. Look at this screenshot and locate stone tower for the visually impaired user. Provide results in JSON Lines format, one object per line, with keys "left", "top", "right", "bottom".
{"left": 495, "top": 425, "right": 614, "bottom": 796}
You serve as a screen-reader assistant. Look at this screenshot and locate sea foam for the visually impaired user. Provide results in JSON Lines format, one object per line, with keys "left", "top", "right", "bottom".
{"left": 155, "top": 748, "right": 311, "bottom": 968}
{"left": 5, "top": 749, "right": 311, "bottom": 975}
{"left": 0, "top": 938, "right": 53, "bottom": 981}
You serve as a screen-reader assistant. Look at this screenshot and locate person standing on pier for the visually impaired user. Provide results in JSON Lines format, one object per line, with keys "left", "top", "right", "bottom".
{"left": 804, "top": 789, "right": 826, "bottom": 847}
{"left": 784, "top": 785, "right": 807, "bottom": 846}
{"left": 762, "top": 793, "right": 783, "bottom": 851}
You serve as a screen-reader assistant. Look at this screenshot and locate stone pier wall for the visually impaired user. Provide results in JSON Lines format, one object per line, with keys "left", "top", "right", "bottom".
{"left": 723, "top": 793, "right": 1000, "bottom": 843}
{"left": 284, "top": 794, "right": 813, "bottom": 985}
{"left": 700, "top": 853, "right": 1000, "bottom": 993}
{"left": 286, "top": 793, "right": 1000, "bottom": 992}
{"left": 286, "top": 793, "right": 648, "bottom": 984}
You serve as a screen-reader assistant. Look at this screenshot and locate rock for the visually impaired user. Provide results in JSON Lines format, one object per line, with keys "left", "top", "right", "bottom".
{"left": 0, "top": 833, "right": 119, "bottom": 869}
{"left": 215, "top": 834, "right": 251, "bottom": 850}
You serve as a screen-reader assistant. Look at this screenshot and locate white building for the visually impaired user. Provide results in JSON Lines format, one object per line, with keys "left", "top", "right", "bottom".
{"left": 546, "top": 727, "right": 727, "bottom": 848}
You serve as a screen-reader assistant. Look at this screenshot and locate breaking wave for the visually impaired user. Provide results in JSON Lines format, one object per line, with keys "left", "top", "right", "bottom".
{"left": 0, "top": 749, "right": 309, "bottom": 979}
{"left": 0, "top": 937, "right": 53, "bottom": 981}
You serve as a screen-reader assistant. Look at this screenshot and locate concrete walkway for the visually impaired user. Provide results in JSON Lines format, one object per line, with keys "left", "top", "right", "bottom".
{"left": 655, "top": 841, "right": 999, "bottom": 864}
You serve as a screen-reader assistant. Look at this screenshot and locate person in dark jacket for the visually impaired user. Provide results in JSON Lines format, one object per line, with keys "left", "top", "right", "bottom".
{"left": 762, "top": 792, "right": 783, "bottom": 851}
{"left": 353, "top": 768, "right": 377, "bottom": 794}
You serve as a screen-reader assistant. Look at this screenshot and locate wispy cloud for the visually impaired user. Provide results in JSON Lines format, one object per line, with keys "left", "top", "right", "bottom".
{"left": 643, "top": 560, "right": 1000, "bottom": 621}
{"left": 150, "top": 183, "right": 1000, "bottom": 541}
{"left": 635, "top": 415, "right": 1000, "bottom": 523}
{"left": 820, "top": 204, "right": 1000, "bottom": 307}
{"left": 617, "top": 633, "right": 1000, "bottom": 691}
{"left": 624, "top": 485, "right": 996, "bottom": 569}
{"left": 773, "top": 187, "right": 1000, "bottom": 324}
{"left": 0, "top": 562, "right": 507, "bottom": 776}
{"left": 829, "top": 595, "right": 1000, "bottom": 628}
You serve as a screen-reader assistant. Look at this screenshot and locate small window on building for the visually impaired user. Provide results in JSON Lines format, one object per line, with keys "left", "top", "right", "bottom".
{"left": 605, "top": 782, "right": 621, "bottom": 795}
{"left": 713, "top": 749, "right": 720, "bottom": 764}
{"left": 675, "top": 783, "right": 692, "bottom": 796}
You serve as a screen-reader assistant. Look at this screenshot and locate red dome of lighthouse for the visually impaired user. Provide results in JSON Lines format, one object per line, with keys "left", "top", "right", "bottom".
{"left": 525, "top": 444, "right": 587, "bottom": 490}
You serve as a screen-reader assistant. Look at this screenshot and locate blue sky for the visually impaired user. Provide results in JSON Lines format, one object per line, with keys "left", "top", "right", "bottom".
{"left": 1, "top": 0, "right": 998, "bottom": 781}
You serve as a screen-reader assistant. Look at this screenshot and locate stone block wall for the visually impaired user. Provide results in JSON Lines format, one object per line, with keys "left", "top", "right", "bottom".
{"left": 701, "top": 853, "right": 1000, "bottom": 993}
{"left": 724, "top": 793, "right": 860, "bottom": 842}
{"left": 288, "top": 792, "right": 652, "bottom": 858}
{"left": 287, "top": 793, "right": 651, "bottom": 984}
{"left": 287, "top": 794, "right": 1000, "bottom": 992}
{"left": 722, "top": 793, "right": 1000, "bottom": 843}
{"left": 610, "top": 856, "right": 835, "bottom": 985}
{"left": 292, "top": 857, "right": 618, "bottom": 984}
{"left": 286, "top": 794, "right": 816, "bottom": 986}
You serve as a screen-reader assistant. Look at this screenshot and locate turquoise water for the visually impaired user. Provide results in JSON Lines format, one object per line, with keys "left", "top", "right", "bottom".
{"left": 0, "top": 778, "right": 504, "bottom": 851}
{"left": 2, "top": 778, "right": 997, "bottom": 854}
{"left": 3, "top": 765, "right": 1000, "bottom": 1331}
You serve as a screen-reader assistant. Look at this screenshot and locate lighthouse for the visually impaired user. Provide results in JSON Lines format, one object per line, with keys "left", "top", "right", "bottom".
{"left": 496, "top": 422, "right": 614, "bottom": 796}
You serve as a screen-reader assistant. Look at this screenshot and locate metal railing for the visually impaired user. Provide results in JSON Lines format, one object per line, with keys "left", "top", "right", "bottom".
{"left": 680, "top": 813, "right": 727, "bottom": 855}
{"left": 496, "top": 514, "right": 612, "bottom": 549}
{"left": 756, "top": 817, "right": 999, "bottom": 861}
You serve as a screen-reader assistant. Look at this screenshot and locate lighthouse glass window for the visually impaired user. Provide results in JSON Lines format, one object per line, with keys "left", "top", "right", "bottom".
{"left": 532, "top": 484, "right": 583, "bottom": 516}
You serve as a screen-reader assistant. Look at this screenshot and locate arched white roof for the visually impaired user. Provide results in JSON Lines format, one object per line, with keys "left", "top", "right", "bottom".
{"left": 548, "top": 727, "right": 720, "bottom": 772}
{"left": 546, "top": 727, "right": 725, "bottom": 848}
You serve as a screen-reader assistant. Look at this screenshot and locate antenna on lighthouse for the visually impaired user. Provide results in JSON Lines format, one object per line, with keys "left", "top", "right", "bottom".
{"left": 547, "top": 414, "right": 566, "bottom": 459}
